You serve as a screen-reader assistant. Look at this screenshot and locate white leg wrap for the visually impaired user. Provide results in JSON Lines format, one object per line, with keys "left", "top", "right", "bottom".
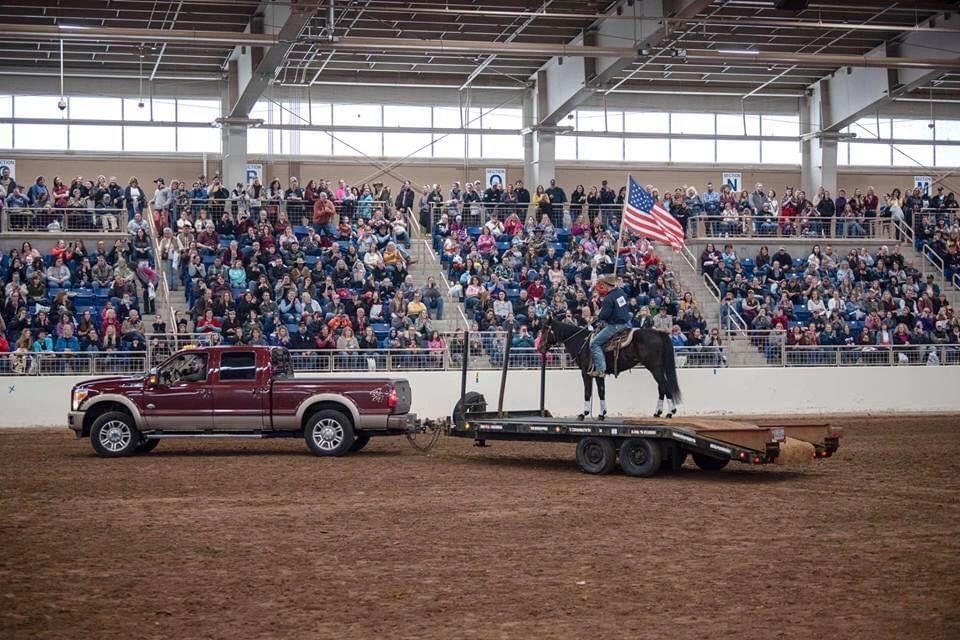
{"left": 667, "top": 398, "right": 675, "bottom": 413}
{"left": 583, "top": 401, "right": 592, "bottom": 415}
{"left": 599, "top": 399, "right": 607, "bottom": 414}
{"left": 656, "top": 398, "right": 664, "bottom": 412}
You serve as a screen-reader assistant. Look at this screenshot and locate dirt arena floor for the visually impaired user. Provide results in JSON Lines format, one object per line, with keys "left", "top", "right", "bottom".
{"left": 1, "top": 416, "right": 958, "bottom": 640}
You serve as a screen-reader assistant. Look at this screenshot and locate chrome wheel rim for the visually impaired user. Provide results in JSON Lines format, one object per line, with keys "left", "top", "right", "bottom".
{"left": 312, "top": 419, "right": 344, "bottom": 451}
{"left": 99, "top": 420, "right": 132, "bottom": 452}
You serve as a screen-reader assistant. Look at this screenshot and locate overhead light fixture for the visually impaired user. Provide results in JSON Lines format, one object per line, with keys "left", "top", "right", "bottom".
{"left": 717, "top": 49, "right": 760, "bottom": 55}
{"left": 58, "top": 24, "right": 91, "bottom": 30}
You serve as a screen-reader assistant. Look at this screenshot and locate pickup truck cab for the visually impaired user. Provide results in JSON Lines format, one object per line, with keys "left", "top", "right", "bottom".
{"left": 68, "top": 345, "right": 415, "bottom": 457}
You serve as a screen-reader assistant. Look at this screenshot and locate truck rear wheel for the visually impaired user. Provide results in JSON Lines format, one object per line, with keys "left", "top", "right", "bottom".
{"left": 619, "top": 438, "right": 662, "bottom": 477}
{"left": 90, "top": 412, "right": 140, "bottom": 458}
{"left": 349, "top": 433, "right": 370, "bottom": 452}
{"left": 692, "top": 452, "right": 730, "bottom": 471}
{"left": 305, "top": 410, "right": 355, "bottom": 457}
{"left": 575, "top": 437, "right": 617, "bottom": 475}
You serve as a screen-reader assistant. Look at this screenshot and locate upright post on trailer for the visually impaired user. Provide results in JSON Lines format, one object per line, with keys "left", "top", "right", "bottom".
{"left": 459, "top": 328, "right": 469, "bottom": 410}
{"left": 497, "top": 322, "right": 514, "bottom": 417}
{"left": 539, "top": 345, "right": 547, "bottom": 416}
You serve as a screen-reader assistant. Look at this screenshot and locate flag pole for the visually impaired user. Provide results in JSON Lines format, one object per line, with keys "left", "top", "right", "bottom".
{"left": 613, "top": 174, "right": 628, "bottom": 277}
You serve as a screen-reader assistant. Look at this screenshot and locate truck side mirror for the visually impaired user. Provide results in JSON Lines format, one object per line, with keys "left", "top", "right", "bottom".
{"left": 146, "top": 367, "right": 158, "bottom": 386}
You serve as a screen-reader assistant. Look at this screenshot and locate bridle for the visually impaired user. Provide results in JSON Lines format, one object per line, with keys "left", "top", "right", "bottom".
{"left": 538, "top": 318, "right": 591, "bottom": 358}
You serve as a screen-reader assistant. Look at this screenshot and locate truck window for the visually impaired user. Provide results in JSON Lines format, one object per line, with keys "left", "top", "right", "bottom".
{"left": 219, "top": 352, "right": 257, "bottom": 381}
{"left": 270, "top": 348, "right": 294, "bottom": 379}
{"left": 160, "top": 352, "right": 208, "bottom": 385}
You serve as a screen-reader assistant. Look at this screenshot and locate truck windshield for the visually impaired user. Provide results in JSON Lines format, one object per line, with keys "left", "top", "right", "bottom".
{"left": 270, "top": 348, "right": 295, "bottom": 379}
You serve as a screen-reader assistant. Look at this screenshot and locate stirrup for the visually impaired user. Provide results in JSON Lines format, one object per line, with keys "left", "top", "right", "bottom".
{"left": 587, "top": 368, "right": 604, "bottom": 377}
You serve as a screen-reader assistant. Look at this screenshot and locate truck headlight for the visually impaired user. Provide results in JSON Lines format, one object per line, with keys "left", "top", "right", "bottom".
{"left": 72, "top": 388, "right": 89, "bottom": 412}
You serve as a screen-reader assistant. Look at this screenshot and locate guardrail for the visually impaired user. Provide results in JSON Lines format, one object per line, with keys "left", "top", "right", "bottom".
{"left": 1, "top": 207, "right": 127, "bottom": 233}
{"left": 686, "top": 215, "right": 902, "bottom": 240}
{"left": 169, "top": 197, "right": 390, "bottom": 228}
{"left": 1, "top": 351, "right": 148, "bottom": 376}
{"left": 4, "top": 329, "right": 957, "bottom": 375}
{"left": 430, "top": 202, "right": 624, "bottom": 230}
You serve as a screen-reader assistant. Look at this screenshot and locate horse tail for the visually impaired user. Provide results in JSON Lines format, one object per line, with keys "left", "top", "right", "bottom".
{"left": 660, "top": 332, "right": 682, "bottom": 403}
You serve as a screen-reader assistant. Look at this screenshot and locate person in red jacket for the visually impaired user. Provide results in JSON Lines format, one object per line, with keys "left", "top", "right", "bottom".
{"left": 312, "top": 192, "right": 337, "bottom": 236}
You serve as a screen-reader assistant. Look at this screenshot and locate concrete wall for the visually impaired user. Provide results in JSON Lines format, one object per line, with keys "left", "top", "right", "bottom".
{"left": 6, "top": 366, "right": 957, "bottom": 428}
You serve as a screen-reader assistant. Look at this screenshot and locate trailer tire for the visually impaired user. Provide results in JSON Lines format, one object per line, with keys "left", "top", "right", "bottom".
{"left": 619, "top": 438, "right": 662, "bottom": 477}
{"left": 452, "top": 392, "right": 487, "bottom": 430}
{"left": 692, "top": 452, "right": 729, "bottom": 471}
{"left": 575, "top": 437, "right": 617, "bottom": 475}
{"left": 349, "top": 433, "right": 370, "bottom": 452}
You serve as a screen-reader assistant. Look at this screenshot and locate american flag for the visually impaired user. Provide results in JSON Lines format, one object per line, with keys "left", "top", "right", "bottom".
{"left": 622, "top": 175, "right": 685, "bottom": 251}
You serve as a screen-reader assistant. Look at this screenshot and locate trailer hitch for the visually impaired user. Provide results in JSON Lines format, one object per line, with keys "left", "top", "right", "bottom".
{"left": 405, "top": 416, "right": 450, "bottom": 453}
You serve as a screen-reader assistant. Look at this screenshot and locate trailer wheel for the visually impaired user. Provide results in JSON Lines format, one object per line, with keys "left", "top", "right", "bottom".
{"left": 349, "top": 434, "right": 370, "bottom": 452}
{"left": 575, "top": 437, "right": 617, "bottom": 475}
{"left": 619, "top": 438, "right": 662, "bottom": 477}
{"left": 658, "top": 446, "right": 687, "bottom": 473}
{"left": 692, "top": 453, "right": 729, "bottom": 471}
{"left": 452, "top": 392, "right": 487, "bottom": 430}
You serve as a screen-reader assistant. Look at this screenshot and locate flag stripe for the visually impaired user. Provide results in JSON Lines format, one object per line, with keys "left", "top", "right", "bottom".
{"left": 621, "top": 175, "right": 686, "bottom": 252}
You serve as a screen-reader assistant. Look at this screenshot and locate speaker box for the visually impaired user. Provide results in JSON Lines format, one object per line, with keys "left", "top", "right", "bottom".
{"left": 773, "top": 0, "right": 809, "bottom": 10}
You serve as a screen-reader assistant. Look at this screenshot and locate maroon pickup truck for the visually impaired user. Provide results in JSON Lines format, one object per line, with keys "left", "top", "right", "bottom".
{"left": 68, "top": 345, "right": 416, "bottom": 458}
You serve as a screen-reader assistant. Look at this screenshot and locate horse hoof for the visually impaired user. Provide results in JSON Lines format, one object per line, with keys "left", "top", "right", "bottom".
{"left": 653, "top": 411, "right": 662, "bottom": 418}
{"left": 666, "top": 411, "right": 675, "bottom": 419}
{"left": 598, "top": 413, "right": 606, "bottom": 421}
{"left": 577, "top": 413, "right": 586, "bottom": 421}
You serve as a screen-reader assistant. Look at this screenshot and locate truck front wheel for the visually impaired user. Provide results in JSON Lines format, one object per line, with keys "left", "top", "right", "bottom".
{"left": 304, "top": 410, "right": 355, "bottom": 457}
{"left": 90, "top": 412, "right": 140, "bottom": 458}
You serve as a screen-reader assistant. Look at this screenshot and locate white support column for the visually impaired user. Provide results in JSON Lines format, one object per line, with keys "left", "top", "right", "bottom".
{"left": 522, "top": 91, "right": 535, "bottom": 189}
{"left": 531, "top": 70, "right": 556, "bottom": 188}
{"left": 801, "top": 83, "right": 837, "bottom": 195}
{"left": 221, "top": 124, "right": 247, "bottom": 189}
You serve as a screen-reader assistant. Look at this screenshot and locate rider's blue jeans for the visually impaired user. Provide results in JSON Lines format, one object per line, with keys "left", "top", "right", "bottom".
{"left": 590, "top": 323, "right": 625, "bottom": 374}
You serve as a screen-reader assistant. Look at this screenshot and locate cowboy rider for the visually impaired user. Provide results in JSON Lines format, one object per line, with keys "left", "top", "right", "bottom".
{"left": 589, "top": 274, "right": 631, "bottom": 377}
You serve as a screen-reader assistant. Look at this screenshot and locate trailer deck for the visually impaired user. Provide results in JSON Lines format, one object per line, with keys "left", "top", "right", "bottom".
{"left": 450, "top": 400, "right": 841, "bottom": 476}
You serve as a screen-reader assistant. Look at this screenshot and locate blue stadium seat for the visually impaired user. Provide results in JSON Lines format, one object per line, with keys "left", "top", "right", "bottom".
{"left": 293, "top": 225, "right": 310, "bottom": 237}
{"left": 792, "top": 258, "right": 806, "bottom": 270}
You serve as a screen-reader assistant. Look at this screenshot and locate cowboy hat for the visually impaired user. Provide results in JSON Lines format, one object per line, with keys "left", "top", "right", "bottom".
{"left": 597, "top": 274, "right": 618, "bottom": 287}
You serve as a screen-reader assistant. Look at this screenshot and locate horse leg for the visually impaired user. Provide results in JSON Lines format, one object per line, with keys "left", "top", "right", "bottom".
{"left": 597, "top": 377, "right": 607, "bottom": 420}
{"left": 654, "top": 387, "right": 664, "bottom": 418}
{"left": 579, "top": 371, "right": 592, "bottom": 420}
{"left": 658, "top": 379, "right": 676, "bottom": 418}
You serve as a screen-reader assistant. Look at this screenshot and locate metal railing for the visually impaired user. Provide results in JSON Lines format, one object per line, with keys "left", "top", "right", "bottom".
{"left": 686, "top": 215, "right": 902, "bottom": 240}
{"left": 169, "top": 198, "right": 391, "bottom": 228}
{"left": 430, "top": 202, "right": 624, "bottom": 231}
{"left": 1, "top": 207, "right": 127, "bottom": 233}
{"left": 1, "top": 351, "right": 148, "bottom": 376}
{"left": 4, "top": 329, "right": 958, "bottom": 375}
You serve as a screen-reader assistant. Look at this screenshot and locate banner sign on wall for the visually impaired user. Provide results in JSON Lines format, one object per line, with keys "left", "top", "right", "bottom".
{"left": 245, "top": 164, "right": 263, "bottom": 185}
{"left": 0, "top": 159, "right": 15, "bottom": 180}
{"left": 914, "top": 175, "right": 932, "bottom": 195}
{"left": 485, "top": 168, "right": 506, "bottom": 188}
{"left": 722, "top": 172, "right": 741, "bottom": 192}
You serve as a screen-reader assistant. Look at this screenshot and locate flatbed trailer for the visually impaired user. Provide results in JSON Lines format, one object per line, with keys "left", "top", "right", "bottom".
{"left": 447, "top": 327, "right": 841, "bottom": 477}
{"left": 450, "top": 393, "right": 841, "bottom": 476}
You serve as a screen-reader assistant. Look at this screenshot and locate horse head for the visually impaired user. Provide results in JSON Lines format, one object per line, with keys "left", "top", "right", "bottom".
{"left": 536, "top": 314, "right": 556, "bottom": 354}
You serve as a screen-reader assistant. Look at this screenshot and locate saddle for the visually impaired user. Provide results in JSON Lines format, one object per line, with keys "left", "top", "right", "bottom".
{"left": 602, "top": 328, "right": 637, "bottom": 353}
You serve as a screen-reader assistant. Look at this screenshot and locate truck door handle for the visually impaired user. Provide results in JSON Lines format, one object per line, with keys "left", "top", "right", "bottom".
{"left": 146, "top": 403, "right": 156, "bottom": 409}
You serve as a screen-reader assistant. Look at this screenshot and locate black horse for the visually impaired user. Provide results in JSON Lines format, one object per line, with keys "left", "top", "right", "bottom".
{"left": 537, "top": 318, "right": 682, "bottom": 420}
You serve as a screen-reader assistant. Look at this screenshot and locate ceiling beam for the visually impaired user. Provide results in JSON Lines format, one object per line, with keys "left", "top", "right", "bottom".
{"left": 227, "top": 2, "right": 314, "bottom": 118}
{"left": 1, "top": 24, "right": 279, "bottom": 46}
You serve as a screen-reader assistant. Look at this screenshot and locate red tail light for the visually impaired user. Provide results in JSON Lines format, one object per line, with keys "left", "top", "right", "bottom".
{"left": 387, "top": 388, "right": 398, "bottom": 409}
